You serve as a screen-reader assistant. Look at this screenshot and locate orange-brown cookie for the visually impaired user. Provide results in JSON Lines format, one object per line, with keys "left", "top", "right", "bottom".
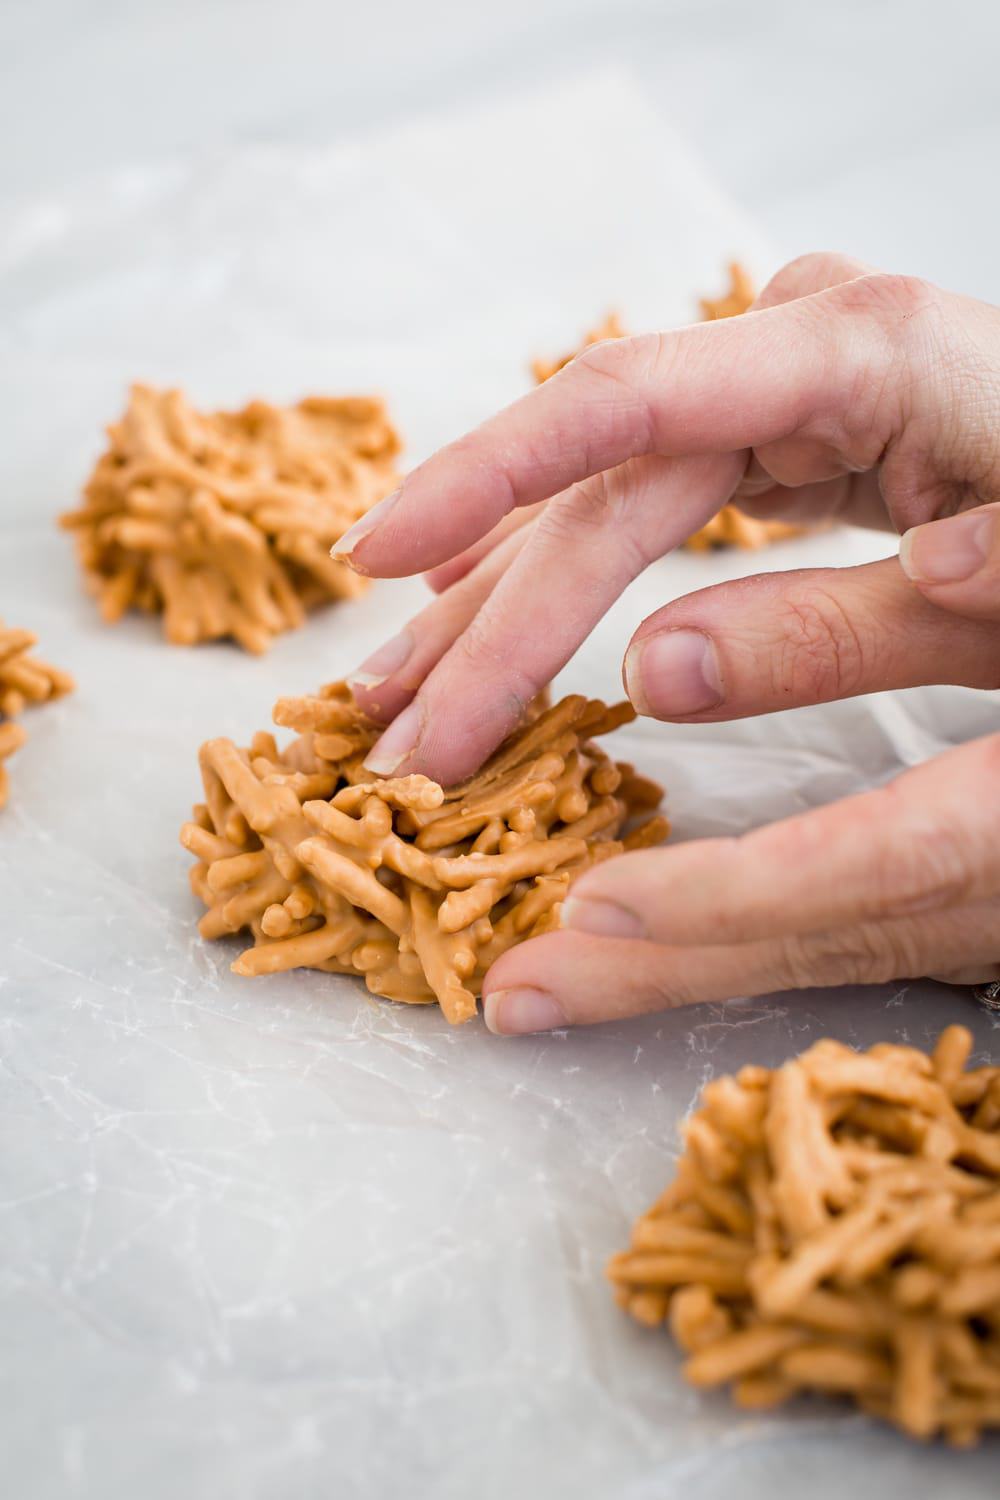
{"left": 0, "top": 622, "right": 74, "bottom": 808}
{"left": 61, "top": 385, "right": 400, "bottom": 652}
{"left": 609, "top": 1025, "right": 1000, "bottom": 1447}
{"left": 183, "top": 687, "right": 667, "bottom": 1022}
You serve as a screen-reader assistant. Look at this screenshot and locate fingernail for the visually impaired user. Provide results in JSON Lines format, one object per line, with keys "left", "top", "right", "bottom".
{"left": 483, "top": 988, "right": 568, "bottom": 1035}
{"left": 561, "top": 896, "right": 645, "bottom": 939}
{"left": 624, "top": 629, "right": 723, "bottom": 717}
{"left": 362, "top": 700, "right": 422, "bottom": 775}
{"left": 331, "top": 488, "right": 401, "bottom": 567}
{"left": 899, "top": 511, "right": 994, "bottom": 584}
{"left": 347, "top": 628, "right": 414, "bottom": 694}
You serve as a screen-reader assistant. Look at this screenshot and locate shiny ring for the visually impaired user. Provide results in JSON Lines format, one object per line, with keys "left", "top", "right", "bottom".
{"left": 972, "top": 980, "right": 1000, "bottom": 1011}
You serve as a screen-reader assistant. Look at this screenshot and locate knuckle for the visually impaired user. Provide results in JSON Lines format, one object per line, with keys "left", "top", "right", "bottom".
{"left": 538, "top": 473, "right": 616, "bottom": 536}
{"left": 567, "top": 334, "right": 659, "bottom": 446}
{"left": 761, "top": 251, "right": 869, "bottom": 305}
{"left": 775, "top": 250, "right": 837, "bottom": 283}
{"left": 643, "top": 966, "right": 704, "bottom": 1012}
{"left": 835, "top": 272, "right": 945, "bottom": 330}
{"left": 777, "top": 922, "right": 915, "bottom": 989}
{"left": 821, "top": 275, "right": 947, "bottom": 431}
{"left": 772, "top": 584, "right": 867, "bottom": 702}
{"left": 572, "top": 329, "right": 658, "bottom": 384}
{"left": 534, "top": 467, "right": 653, "bottom": 577}
{"left": 774, "top": 930, "right": 848, "bottom": 989}
{"left": 804, "top": 275, "right": 948, "bottom": 452}
{"left": 869, "top": 781, "right": 975, "bottom": 914}
{"left": 452, "top": 612, "right": 539, "bottom": 709}
{"left": 456, "top": 610, "right": 514, "bottom": 670}
{"left": 570, "top": 334, "right": 642, "bottom": 395}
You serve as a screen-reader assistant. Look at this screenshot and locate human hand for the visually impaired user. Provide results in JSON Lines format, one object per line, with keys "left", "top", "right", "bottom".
{"left": 480, "top": 725, "right": 1000, "bottom": 1033}
{"left": 477, "top": 494, "right": 1000, "bottom": 1029}
{"left": 334, "top": 253, "right": 1000, "bottom": 785}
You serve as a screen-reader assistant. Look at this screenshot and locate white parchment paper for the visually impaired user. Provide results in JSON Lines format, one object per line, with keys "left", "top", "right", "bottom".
{"left": 1, "top": 71, "right": 997, "bottom": 1499}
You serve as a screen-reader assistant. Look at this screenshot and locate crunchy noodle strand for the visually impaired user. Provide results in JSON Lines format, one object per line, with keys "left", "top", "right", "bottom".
{"left": 608, "top": 1026, "right": 1000, "bottom": 1446}
{"left": 0, "top": 621, "right": 74, "bottom": 809}
{"left": 183, "top": 686, "right": 667, "bottom": 1021}
{"left": 61, "top": 385, "right": 400, "bottom": 651}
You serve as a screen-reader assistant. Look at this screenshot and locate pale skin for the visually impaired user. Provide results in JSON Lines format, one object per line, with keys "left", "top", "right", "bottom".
{"left": 332, "top": 253, "right": 1000, "bottom": 1034}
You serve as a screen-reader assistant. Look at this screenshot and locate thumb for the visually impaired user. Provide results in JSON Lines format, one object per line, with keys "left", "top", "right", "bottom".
{"left": 899, "top": 503, "right": 1000, "bottom": 621}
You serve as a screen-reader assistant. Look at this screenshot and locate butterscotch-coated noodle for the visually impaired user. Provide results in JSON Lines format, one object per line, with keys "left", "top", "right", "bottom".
{"left": 182, "top": 686, "right": 668, "bottom": 1022}
{"left": 60, "top": 385, "right": 400, "bottom": 652}
{"left": 530, "top": 312, "right": 627, "bottom": 384}
{"left": 0, "top": 621, "right": 74, "bottom": 808}
{"left": 608, "top": 1026, "right": 1000, "bottom": 1446}
{"left": 533, "top": 265, "right": 800, "bottom": 551}
{"left": 698, "top": 260, "right": 758, "bottom": 322}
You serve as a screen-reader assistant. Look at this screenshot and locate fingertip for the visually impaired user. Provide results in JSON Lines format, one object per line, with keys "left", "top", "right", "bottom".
{"left": 482, "top": 987, "right": 568, "bottom": 1036}
{"left": 561, "top": 895, "right": 646, "bottom": 940}
{"left": 899, "top": 510, "right": 995, "bottom": 587}
{"left": 623, "top": 629, "right": 724, "bottom": 719}
{"left": 482, "top": 991, "right": 502, "bottom": 1034}
{"left": 331, "top": 488, "right": 402, "bottom": 569}
{"left": 348, "top": 675, "right": 402, "bottom": 725}
{"left": 346, "top": 671, "right": 388, "bottom": 709}
{"left": 362, "top": 700, "right": 423, "bottom": 776}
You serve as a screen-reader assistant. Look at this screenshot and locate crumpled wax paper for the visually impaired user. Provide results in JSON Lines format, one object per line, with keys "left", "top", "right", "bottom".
{"left": 1, "top": 68, "right": 997, "bottom": 1500}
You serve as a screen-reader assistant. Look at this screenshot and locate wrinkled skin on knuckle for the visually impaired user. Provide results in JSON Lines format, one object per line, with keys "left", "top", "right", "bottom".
{"left": 537, "top": 339, "right": 660, "bottom": 480}
{"left": 771, "top": 584, "right": 868, "bottom": 703}
{"left": 452, "top": 613, "right": 539, "bottom": 710}
{"left": 922, "top": 327, "right": 1000, "bottom": 509}
{"left": 858, "top": 281, "right": 947, "bottom": 412}
{"left": 534, "top": 463, "right": 660, "bottom": 577}
{"left": 758, "top": 284, "right": 903, "bottom": 471}
{"left": 857, "top": 277, "right": 1000, "bottom": 519}
{"left": 578, "top": 327, "right": 723, "bottom": 457}
{"left": 573, "top": 329, "right": 664, "bottom": 386}
{"left": 535, "top": 486, "right": 606, "bottom": 546}
{"left": 836, "top": 272, "right": 947, "bottom": 332}
{"left": 778, "top": 921, "right": 918, "bottom": 989}
{"left": 773, "top": 930, "right": 849, "bottom": 989}
{"left": 541, "top": 468, "right": 621, "bottom": 534}
{"left": 568, "top": 336, "right": 657, "bottom": 442}
{"left": 868, "top": 780, "right": 976, "bottom": 917}
{"left": 827, "top": 275, "right": 946, "bottom": 431}
{"left": 641, "top": 964, "right": 705, "bottom": 1013}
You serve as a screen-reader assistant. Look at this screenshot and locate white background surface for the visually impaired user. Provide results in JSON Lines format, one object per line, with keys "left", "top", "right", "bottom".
{"left": 4, "top": 0, "right": 1000, "bottom": 298}
{"left": 2, "top": 8, "right": 1000, "bottom": 1499}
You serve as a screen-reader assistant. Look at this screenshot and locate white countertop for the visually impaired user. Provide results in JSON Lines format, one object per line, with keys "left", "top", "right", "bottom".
{"left": 2, "top": 8, "right": 999, "bottom": 1498}
{"left": 4, "top": 0, "right": 1000, "bottom": 300}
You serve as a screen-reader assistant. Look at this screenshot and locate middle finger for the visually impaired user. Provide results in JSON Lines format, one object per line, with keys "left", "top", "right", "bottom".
{"left": 363, "top": 449, "right": 743, "bottom": 782}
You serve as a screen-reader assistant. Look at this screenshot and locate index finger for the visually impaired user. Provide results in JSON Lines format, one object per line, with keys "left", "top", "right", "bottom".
{"left": 333, "top": 274, "right": 913, "bottom": 578}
